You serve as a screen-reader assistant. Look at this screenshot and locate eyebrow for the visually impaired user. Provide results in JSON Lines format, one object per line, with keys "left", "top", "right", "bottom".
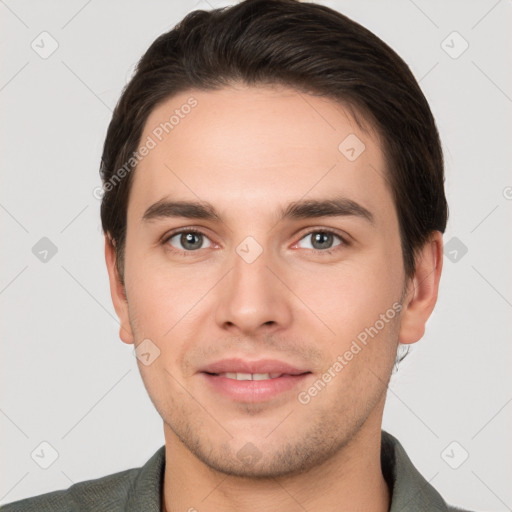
{"left": 142, "top": 196, "right": 374, "bottom": 225}
{"left": 281, "top": 197, "right": 374, "bottom": 224}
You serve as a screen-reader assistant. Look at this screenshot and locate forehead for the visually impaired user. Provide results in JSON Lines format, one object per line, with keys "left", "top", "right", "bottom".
{"left": 129, "top": 85, "right": 391, "bottom": 222}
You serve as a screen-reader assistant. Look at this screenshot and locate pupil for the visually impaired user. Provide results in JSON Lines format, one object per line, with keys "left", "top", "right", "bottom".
{"left": 313, "top": 232, "right": 332, "bottom": 249}
{"left": 182, "top": 232, "right": 202, "bottom": 250}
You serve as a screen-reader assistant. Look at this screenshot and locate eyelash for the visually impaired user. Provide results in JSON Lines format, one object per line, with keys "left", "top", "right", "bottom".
{"left": 162, "top": 227, "right": 350, "bottom": 256}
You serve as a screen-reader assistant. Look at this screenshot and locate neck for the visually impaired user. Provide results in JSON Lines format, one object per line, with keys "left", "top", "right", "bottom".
{"left": 161, "top": 419, "right": 390, "bottom": 512}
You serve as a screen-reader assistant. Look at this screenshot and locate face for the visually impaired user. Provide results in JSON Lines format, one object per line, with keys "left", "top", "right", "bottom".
{"left": 107, "top": 84, "right": 426, "bottom": 478}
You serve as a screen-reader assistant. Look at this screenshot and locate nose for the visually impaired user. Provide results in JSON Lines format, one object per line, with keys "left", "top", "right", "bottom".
{"left": 214, "top": 242, "right": 293, "bottom": 336}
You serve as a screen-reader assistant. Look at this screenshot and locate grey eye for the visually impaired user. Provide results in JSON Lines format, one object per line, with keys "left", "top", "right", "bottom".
{"left": 168, "top": 231, "right": 212, "bottom": 251}
{"left": 297, "top": 231, "right": 342, "bottom": 250}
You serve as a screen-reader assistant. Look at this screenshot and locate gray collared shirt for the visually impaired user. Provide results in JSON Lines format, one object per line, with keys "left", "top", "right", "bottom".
{"left": 1, "top": 431, "right": 472, "bottom": 511}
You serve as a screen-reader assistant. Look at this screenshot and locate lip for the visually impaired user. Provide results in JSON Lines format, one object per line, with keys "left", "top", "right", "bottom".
{"left": 199, "top": 358, "right": 312, "bottom": 403}
{"left": 200, "top": 358, "right": 309, "bottom": 376}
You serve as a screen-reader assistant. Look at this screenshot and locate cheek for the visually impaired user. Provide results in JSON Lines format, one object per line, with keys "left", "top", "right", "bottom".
{"left": 123, "top": 247, "right": 219, "bottom": 339}
{"left": 291, "top": 254, "right": 402, "bottom": 345}
{"left": 298, "top": 263, "right": 401, "bottom": 398}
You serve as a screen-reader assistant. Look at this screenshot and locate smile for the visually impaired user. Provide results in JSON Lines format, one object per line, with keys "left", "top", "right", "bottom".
{"left": 201, "top": 371, "right": 312, "bottom": 402}
{"left": 216, "top": 372, "right": 284, "bottom": 380}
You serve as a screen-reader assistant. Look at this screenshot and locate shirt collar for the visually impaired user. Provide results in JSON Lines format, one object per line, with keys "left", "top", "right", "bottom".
{"left": 125, "top": 445, "right": 166, "bottom": 511}
{"left": 126, "top": 431, "right": 450, "bottom": 511}
{"left": 382, "top": 430, "right": 450, "bottom": 511}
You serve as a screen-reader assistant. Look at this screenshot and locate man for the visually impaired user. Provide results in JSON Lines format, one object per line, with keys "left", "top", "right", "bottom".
{"left": 1, "top": 0, "right": 473, "bottom": 510}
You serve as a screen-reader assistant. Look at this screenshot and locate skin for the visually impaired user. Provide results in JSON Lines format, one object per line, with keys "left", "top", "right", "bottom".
{"left": 105, "top": 84, "right": 443, "bottom": 512}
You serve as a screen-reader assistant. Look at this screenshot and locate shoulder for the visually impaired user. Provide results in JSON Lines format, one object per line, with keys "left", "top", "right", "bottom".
{"left": 1, "top": 446, "right": 166, "bottom": 512}
{"left": 381, "top": 431, "right": 476, "bottom": 512}
{"left": 0, "top": 467, "right": 139, "bottom": 512}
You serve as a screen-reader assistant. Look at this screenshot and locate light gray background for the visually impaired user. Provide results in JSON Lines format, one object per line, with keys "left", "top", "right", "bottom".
{"left": 1, "top": 0, "right": 511, "bottom": 510}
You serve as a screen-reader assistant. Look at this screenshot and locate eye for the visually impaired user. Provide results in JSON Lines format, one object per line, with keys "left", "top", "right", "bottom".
{"left": 165, "top": 230, "right": 213, "bottom": 252}
{"left": 296, "top": 230, "right": 345, "bottom": 251}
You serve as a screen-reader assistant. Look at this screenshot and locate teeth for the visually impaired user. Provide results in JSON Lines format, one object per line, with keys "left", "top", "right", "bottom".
{"left": 219, "top": 372, "right": 283, "bottom": 380}
{"left": 253, "top": 373, "right": 270, "bottom": 380}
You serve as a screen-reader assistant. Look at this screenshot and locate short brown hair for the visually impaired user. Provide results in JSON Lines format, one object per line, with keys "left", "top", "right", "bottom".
{"left": 100, "top": 0, "right": 448, "bottom": 282}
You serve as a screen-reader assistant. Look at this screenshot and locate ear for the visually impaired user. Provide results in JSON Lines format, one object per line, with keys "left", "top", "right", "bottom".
{"left": 104, "top": 235, "right": 135, "bottom": 345}
{"left": 398, "top": 231, "right": 443, "bottom": 345}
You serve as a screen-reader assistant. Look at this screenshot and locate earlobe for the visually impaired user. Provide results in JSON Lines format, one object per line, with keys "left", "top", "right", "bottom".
{"left": 104, "top": 235, "right": 135, "bottom": 345}
{"left": 398, "top": 231, "right": 444, "bottom": 345}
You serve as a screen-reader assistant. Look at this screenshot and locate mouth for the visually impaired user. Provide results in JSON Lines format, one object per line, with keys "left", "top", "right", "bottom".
{"left": 206, "top": 372, "right": 297, "bottom": 380}
{"left": 199, "top": 359, "right": 312, "bottom": 402}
